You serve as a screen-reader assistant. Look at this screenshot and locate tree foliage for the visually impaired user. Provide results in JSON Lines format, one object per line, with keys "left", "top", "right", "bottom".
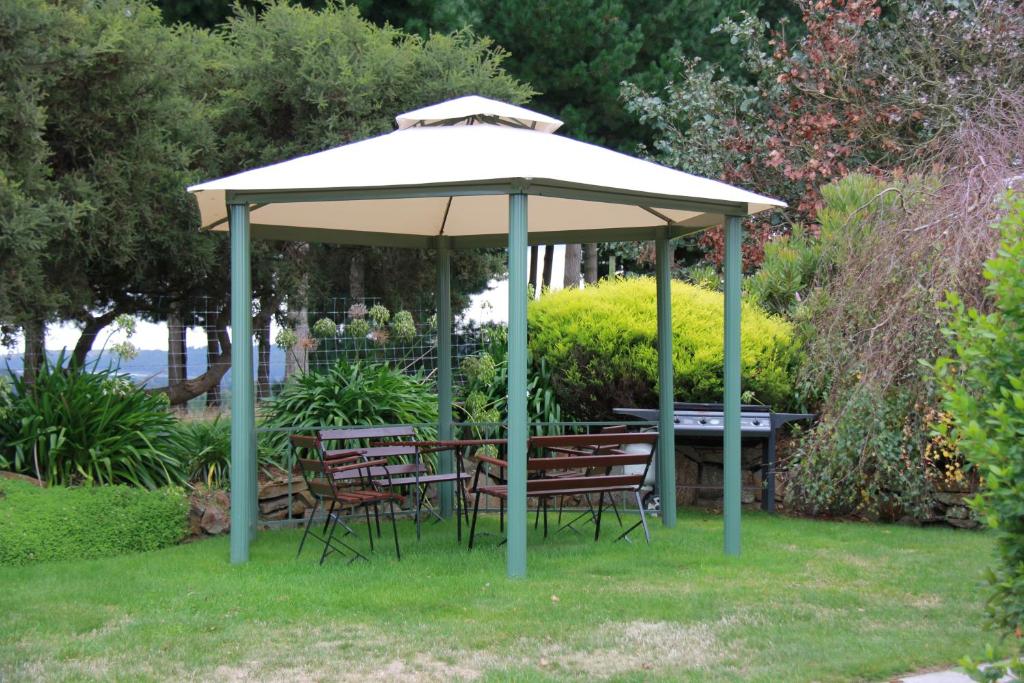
{"left": 625, "top": 0, "right": 1024, "bottom": 267}
{"left": 934, "top": 194, "right": 1024, "bottom": 639}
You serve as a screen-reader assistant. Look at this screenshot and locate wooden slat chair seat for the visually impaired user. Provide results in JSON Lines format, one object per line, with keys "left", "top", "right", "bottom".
{"left": 290, "top": 434, "right": 403, "bottom": 565}
{"left": 319, "top": 426, "right": 471, "bottom": 540}
{"left": 468, "top": 432, "right": 658, "bottom": 549}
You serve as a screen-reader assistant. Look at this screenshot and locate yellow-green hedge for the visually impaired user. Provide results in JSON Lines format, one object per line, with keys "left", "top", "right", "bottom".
{"left": 527, "top": 277, "right": 797, "bottom": 419}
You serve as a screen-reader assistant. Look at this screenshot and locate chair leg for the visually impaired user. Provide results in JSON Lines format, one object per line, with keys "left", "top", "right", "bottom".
{"left": 499, "top": 499, "right": 504, "bottom": 533}
{"left": 297, "top": 498, "right": 320, "bottom": 558}
{"left": 636, "top": 490, "right": 651, "bottom": 544}
{"left": 594, "top": 492, "right": 605, "bottom": 542}
{"left": 373, "top": 503, "right": 382, "bottom": 539}
{"left": 389, "top": 497, "right": 401, "bottom": 561}
{"left": 363, "top": 503, "right": 375, "bottom": 552}
{"left": 320, "top": 511, "right": 341, "bottom": 565}
{"left": 322, "top": 500, "right": 335, "bottom": 534}
{"left": 461, "top": 480, "right": 471, "bottom": 525}
{"left": 534, "top": 499, "right": 541, "bottom": 530}
{"left": 468, "top": 490, "right": 482, "bottom": 550}
{"left": 610, "top": 495, "right": 624, "bottom": 527}
{"left": 543, "top": 497, "right": 549, "bottom": 538}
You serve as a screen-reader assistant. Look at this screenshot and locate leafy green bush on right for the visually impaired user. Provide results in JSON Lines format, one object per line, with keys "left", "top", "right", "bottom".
{"left": 527, "top": 277, "right": 797, "bottom": 419}
{"left": 933, "top": 193, "right": 1024, "bottom": 640}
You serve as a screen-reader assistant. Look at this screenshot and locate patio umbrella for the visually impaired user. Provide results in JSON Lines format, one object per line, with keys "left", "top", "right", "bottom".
{"left": 188, "top": 95, "right": 784, "bottom": 576}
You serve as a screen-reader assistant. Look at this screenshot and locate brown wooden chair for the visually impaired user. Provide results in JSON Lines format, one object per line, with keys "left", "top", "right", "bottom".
{"left": 318, "top": 426, "right": 471, "bottom": 540}
{"left": 290, "top": 434, "right": 403, "bottom": 564}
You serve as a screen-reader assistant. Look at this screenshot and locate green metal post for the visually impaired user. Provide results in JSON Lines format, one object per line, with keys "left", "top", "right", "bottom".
{"left": 228, "top": 202, "right": 255, "bottom": 564}
{"left": 506, "top": 192, "right": 529, "bottom": 578}
{"left": 655, "top": 228, "right": 677, "bottom": 528}
{"left": 436, "top": 237, "right": 453, "bottom": 517}
{"left": 723, "top": 215, "right": 743, "bottom": 556}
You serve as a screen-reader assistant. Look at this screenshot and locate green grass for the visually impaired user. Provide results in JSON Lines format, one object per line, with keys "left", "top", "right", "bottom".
{"left": 0, "top": 509, "right": 999, "bottom": 681}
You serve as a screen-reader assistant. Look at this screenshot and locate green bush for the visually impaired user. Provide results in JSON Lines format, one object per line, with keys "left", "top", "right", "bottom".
{"left": 261, "top": 360, "right": 438, "bottom": 460}
{"left": 0, "top": 353, "right": 186, "bottom": 488}
{"left": 933, "top": 194, "right": 1024, "bottom": 638}
{"left": 527, "top": 277, "right": 797, "bottom": 419}
{"left": 0, "top": 479, "right": 188, "bottom": 565}
{"left": 169, "top": 416, "right": 231, "bottom": 488}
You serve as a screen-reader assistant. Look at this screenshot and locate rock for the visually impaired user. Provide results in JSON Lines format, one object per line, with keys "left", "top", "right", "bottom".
{"left": 0, "top": 471, "right": 45, "bottom": 487}
{"left": 201, "top": 504, "right": 230, "bottom": 535}
{"left": 741, "top": 489, "right": 756, "bottom": 505}
{"left": 259, "top": 479, "right": 308, "bottom": 500}
{"left": 947, "top": 517, "right": 980, "bottom": 529}
{"left": 945, "top": 505, "right": 971, "bottom": 520}
{"left": 934, "top": 492, "right": 966, "bottom": 507}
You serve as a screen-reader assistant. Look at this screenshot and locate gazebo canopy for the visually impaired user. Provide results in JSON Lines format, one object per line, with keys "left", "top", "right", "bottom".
{"left": 188, "top": 95, "right": 784, "bottom": 577}
{"left": 189, "top": 95, "right": 783, "bottom": 247}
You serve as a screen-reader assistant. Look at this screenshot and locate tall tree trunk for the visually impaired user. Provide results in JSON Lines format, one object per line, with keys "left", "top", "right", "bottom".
{"left": 564, "top": 244, "right": 582, "bottom": 289}
{"left": 22, "top": 319, "right": 45, "bottom": 384}
{"left": 205, "top": 311, "right": 222, "bottom": 409}
{"left": 541, "top": 244, "right": 555, "bottom": 291}
{"left": 71, "top": 309, "right": 120, "bottom": 368}
{"left": 256, "top": 309, "right": 271, "bottom": 401}
{"left": 529, "top": 245, "right": 539, "bottom": 296}
{"left": 167, "top": 307, "right": 186, "bottom": 391}
{"left": 349, "top": 249, "right": 366, "bottom": 301}
{"left": 584, "top": 243, "right": 599, "bottom": 284}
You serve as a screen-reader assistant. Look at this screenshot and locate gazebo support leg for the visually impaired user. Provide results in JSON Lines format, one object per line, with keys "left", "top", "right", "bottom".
{"left": 436, "top": 237, "right": 453, "bottom": 518}
{"left": 228, "top": 202, "right": 255, "bottom": 564}
{"left": 655, "top": 228, "right": 677, "bottom": 528}
{"left": 506, "top": 192, "right": 528, "bottom": 578}
{"left": 723, "top": 215, "right": 743, "bottom": 556}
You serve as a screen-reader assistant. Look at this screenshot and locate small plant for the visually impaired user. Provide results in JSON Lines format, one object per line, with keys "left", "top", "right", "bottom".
{"left": 275, "top": 327, "right": 298, "bottom": 350}
{"left": 346, "top": 318, "right": 370, "bottom": 339}
{"left": 347, "top": 302, "right": 368, "bottom": 319}
{"left": 368, "top": 304, "right": 390, "bottom": 327}
{"left": 390, "top": 310, "right": 416, "bottom": 343}
{"left": 461, "top": 352, "right": 497, "bottom": 386}
{"left": 311, "top": 317, "right": 337, "bottom": 338}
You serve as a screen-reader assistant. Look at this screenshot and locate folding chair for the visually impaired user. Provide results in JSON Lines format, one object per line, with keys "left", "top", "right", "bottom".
{"left": 290, "top": 435, "right": 403, "bottom": 564}
{"left": 318, "top": 426, "right": 471, "bottom": 541}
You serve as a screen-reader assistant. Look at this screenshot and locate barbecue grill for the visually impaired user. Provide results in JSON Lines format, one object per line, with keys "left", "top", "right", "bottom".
{"left": 614, "top": 402, "right": 815, "bottom": 512}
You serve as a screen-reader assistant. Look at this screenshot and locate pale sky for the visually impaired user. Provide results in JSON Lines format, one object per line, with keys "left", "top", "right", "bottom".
{"left": 8, "top": 245, "right": 568, "bottom": 353}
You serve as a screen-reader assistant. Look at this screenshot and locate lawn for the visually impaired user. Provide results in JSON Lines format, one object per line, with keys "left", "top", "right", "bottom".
{"left": 0, "top": 509, "right": 998, "bottom": 682}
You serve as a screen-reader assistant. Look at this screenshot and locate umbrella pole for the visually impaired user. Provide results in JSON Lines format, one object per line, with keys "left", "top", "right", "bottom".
{"left": 228, "top": 201, "right": 255, "bottom": 564}
{"left": 723, "top": 215, "right": 743, "bottom": 556}
{"left": 436, "top": 237, "right": 454, "bottom": 518}
{"left": 655, "top": 228, "right": 677, "bottom": 528}
{"left": 506, "top": 192, "right": 529, "bottom": 578}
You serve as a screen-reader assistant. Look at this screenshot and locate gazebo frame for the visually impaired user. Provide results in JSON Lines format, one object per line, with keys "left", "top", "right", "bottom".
{"left": 193, "top": 97, "right": 773, "bottom": 578}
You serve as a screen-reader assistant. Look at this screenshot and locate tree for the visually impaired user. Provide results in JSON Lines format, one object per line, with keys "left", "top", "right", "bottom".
{"left": 0, "top": 1, "right": 223, "bottom": 368}
{"left": 624, "top": 0, "right": 1024, "bottom": 268}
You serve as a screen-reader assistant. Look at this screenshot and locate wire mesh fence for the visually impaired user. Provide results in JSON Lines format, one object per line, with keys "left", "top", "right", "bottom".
{"left": 113, "top": 296, "right": 499, "bottom": 409}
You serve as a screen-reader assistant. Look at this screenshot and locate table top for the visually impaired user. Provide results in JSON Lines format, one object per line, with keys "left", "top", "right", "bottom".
{"left": 369, "top": 438, "right": 507, "bottom": 450}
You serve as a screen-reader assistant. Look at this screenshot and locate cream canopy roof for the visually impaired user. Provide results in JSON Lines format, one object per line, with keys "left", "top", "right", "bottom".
{"left": 188, "top": 95, "right": 784, "bottom": 248}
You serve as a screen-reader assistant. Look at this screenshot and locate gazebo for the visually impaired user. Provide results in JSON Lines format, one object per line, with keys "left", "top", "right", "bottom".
{"left": 188, "top": 95, "right": 784, "bottom": 577}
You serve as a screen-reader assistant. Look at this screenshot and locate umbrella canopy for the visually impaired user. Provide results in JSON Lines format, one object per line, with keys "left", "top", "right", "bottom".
{"left": 188, "top": 95, "right": 783, "bottom": 247}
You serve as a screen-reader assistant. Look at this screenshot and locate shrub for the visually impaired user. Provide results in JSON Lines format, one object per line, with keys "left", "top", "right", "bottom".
{"left": 456, "top": 326, "right": 563, "bottom": 435}
{"left": 261, "top": 359, "right": 438, "bottom": 460}
{"left": 169, "top": 416, "right": 231, "bottom": 488}
{"left": 527, "top": 277, "right": 797, "bottom": 419}
{"left": 0, "top": 479, "right": 188, "bottom": 565}
{"left": 933, "top": 194, "right": 1024, "bottom": 638}
{"left": 0, "top": 353, "right": 186, "bottom": 488}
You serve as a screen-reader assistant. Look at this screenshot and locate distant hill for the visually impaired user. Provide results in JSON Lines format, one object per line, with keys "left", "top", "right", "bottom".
{"left": 0, "top": 346, "right": 286, "bottom": 388}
